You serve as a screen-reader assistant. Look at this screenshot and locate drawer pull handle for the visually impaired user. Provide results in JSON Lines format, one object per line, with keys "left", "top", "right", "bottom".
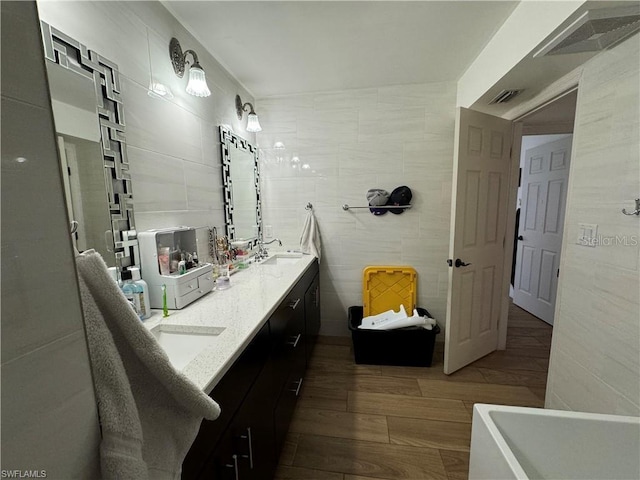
{"left": 225, "top": 454, "right": 239, "bottom": 480}
{"left": 287, "top": 333, "right": 301, "bottom": 348}
{"left": 240, "top": 427, "right": 254, "bottom": 469}
{"left": 288, "top": 298, "right": 301, "bottom": 310}
{"left": 289, "top": 377, "right": 303, "bottom": 396}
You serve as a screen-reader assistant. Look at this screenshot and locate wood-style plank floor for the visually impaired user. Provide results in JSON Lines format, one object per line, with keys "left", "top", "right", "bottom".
{"left": 275, "top": 302, "right": 552, "bottom": 480}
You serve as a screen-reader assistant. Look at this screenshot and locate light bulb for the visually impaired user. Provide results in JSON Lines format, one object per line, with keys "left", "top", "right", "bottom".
{"left": 246, "top": 113, "right": 262, "bottom": 132}
{"left": 186, "top": 65, "right": 211, "bottom": 97}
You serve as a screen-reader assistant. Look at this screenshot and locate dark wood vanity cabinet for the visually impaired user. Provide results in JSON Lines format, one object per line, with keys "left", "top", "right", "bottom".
{"left": 304, "top": 273, "right": 320, "bottom": 365}
{"left": 182, "top": 260, "right": 320, "bottom": 480}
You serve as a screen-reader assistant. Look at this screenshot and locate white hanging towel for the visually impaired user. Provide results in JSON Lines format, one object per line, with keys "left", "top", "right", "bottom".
{"left": 300, "top": 209, "right": 322, "bottom": 263}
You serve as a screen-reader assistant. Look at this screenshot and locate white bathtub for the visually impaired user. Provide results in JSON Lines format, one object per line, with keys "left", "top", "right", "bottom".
{"left": 469, "top": 404, "right": 640, "bottom": 480}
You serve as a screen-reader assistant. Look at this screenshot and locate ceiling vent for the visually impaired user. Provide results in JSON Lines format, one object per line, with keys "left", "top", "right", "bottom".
{"left": 534, "top": 5, "right": 640, "bottom": 57}
{"left": 489, "top": 89, "right": 523, "bottom": 105}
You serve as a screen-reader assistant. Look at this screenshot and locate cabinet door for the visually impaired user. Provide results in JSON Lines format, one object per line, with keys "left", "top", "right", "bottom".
{"left": 231, "top": 368, "right": 277, "bottom": 480}
{"left": 183, "top": 323, "right": 270, "bottom": 479}
{"left": 270, "top": 292, "right": 306, "bottom": 456}
{"left": 304, "top": 273, "right": 320, "bottom": 364}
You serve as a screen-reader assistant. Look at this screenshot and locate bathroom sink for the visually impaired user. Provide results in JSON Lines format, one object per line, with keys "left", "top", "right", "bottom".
{"left": 150, "top": 324, "right": 225, "bottom": 371}
{"left": 260, "top": 253, "right": 303, "bottom": 266}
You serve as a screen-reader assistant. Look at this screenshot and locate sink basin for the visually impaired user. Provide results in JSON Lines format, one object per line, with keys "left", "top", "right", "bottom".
{"left": 260, "top": 253, "right": 303, "bottom": 266}
{"left": 150, "top": 324, "right": 225, "bottom": 371}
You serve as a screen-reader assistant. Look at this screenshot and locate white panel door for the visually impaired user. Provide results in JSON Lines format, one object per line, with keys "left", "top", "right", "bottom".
{"left": 445, "top": 108, "right": 513, "bottom": 374}
{"left": 513, "top": 136, "right": 572, "bottom": 325}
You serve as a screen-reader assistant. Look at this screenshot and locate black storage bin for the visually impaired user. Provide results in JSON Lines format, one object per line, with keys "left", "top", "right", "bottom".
{"left": 348, "top": 306, "right": 440, "bottom": 367}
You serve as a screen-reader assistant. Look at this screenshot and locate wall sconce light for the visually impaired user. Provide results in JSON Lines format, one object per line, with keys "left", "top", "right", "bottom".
{"left": 236, "top": 95, "right": 262, "bottom": 132}
{"left": 169, "top": 37, "right": 211, "bottom": 97}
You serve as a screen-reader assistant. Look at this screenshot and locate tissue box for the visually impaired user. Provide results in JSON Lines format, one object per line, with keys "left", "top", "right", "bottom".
{"left": 348, "top": 306, "right": 440, "bottom": 367}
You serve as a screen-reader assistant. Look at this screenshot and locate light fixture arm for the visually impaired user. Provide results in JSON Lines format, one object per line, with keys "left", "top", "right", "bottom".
{"left": 170, "top": 38, "right": 203, "bottom": 78}
{"left": 236, "top": 95, "right": 257, "bottom": 119}
{"left": 235, "top": 95, "right": 262, "bottom": 132}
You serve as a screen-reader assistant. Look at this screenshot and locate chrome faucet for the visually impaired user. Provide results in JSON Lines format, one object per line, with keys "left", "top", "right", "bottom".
{"left": 255, "top": 238, "right": 282, "bottom": 260}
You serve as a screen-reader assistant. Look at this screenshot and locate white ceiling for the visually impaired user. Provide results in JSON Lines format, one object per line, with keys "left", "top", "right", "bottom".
{"left": 164, "top": 1, "right": 519, "bottom": 98}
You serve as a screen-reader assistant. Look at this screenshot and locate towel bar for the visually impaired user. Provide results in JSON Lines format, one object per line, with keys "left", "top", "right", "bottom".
{"left": 342, "top": 204, "right": 412, "bottom": 211}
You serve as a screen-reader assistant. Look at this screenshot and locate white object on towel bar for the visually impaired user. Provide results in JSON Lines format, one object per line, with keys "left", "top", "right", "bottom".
{"left": 300, "top": 208, "right": 321, "bottom": 263}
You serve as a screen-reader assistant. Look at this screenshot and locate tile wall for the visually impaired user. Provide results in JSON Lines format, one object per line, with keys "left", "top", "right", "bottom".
{"left": 546, "top": 34, "right": 640, "bottom": 416}
{"left": 256, "top": 83, "right": 457, "bottom": 335}
{"left": 1, "top": 2, "right": 100, "bottom": 476}
{"left": 36, "top": 0, "right": 256, "bottom": 233}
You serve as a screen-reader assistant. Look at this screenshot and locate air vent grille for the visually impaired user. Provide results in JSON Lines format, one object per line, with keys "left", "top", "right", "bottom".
{"left": 489, "top": 89, "right": 523, "bottom": 105}
{"left": 534, "top": 6, "right": 640, "bottom": 57}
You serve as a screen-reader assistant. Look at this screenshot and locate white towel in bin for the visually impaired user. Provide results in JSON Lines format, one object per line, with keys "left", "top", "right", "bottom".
{"left": 300, "top": 209, "right": 322, "bottom": 262}
{"left": 76, "top": 250, "right": 220, "bottom": 480}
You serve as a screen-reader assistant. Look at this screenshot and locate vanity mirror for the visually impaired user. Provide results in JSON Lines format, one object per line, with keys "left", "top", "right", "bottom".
{"left": 220, "top": 127, "right": 262, "bottom": 244}
{"left": 41, "top": 21, "right": 138, "bottom": 267}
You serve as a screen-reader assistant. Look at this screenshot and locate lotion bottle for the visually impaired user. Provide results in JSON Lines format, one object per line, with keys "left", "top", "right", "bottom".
{"left": 129, "top": 267, "right": 151, "bottom": 320}
{"left": 120, "top": 269, "right": 144, "bottom": 319}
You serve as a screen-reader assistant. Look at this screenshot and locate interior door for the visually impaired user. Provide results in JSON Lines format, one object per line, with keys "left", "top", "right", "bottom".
{"left": 445, "top": 108, "right": 513, "bottom": 374}
{"left": 513, "top": 136, "right": 572, "bottom": 325}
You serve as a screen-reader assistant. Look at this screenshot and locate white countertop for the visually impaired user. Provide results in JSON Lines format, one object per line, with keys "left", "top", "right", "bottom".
{"left": 143, "top": 253, "right": 317, "bottom": 394}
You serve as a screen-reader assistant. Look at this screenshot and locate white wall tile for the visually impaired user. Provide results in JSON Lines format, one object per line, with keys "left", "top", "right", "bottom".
{"left": 2, "top": 3, "right": 100, "bottom": 473}
{"left": 258, "top": 82, "right": 456, "bottom": 336}
{"left": 124, "top": 78, "right": 204, "bottom": 165}
{"left": 37, "top": 0, "right": 151, "bottom": 88}
{"left": 1, "top": 332, "right": 101, "bottom": 478}
{"left": 0, "top": 98, "right": 89, "bottom": 362}
{"left": 1, "top": 2, "right": 51, "bottom": 108}
{"left": 546, "top": 35, "right": 640, "bottom": 416}
{"left": 185, "top": 162, "right": 224, "bottom": 211}
{"left": 128, "top": 145, "right": 187, "bottom": 213}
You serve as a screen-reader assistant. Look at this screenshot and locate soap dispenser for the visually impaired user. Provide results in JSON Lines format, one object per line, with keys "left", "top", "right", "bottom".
{"left": 121, "top": 268, "right": 148, "bottom": 320}
{"left": 130, "top": 267, "right": 151, "bottom": 320}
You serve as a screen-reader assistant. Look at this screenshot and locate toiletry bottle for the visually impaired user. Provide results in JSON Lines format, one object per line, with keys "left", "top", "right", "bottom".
{"left": 129, "top": 267, "right": 151, "bottom": 320}
{"left": 178, "top": 253, "right": 187, "bottom": 275}
{"left": 120, "top": 269, "right": 145, "bottom": 320}
{"left": 107, "top": 266, "right": 121, "bottom": 286}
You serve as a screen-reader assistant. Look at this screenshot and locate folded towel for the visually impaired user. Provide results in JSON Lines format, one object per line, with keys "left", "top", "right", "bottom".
{"left": 300, "top": 209, "right": 322, "bottom": 263}
{"left": 76, "top": 250, "right": 220, "bottom": 480}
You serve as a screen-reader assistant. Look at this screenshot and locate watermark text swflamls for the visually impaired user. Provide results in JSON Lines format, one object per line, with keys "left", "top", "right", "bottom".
{"left": 1, "top": 471, "right": 47, "bottom": 478}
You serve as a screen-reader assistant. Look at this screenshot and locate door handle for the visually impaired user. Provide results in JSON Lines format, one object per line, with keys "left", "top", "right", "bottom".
{"left": 447, "top": 258, "right": 471, "bottom": 268}
{"left": 518, "top": 235, "right": 524, "bottom": 241}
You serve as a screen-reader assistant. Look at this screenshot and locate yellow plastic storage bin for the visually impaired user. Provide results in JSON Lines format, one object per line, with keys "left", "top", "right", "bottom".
{"left": 362, "top": 266, "right": 417, "bottom": 317}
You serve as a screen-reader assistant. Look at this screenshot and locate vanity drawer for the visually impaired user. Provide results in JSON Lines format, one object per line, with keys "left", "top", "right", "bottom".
{"left": 176, "top": 278, "right": 200, "bottom": 297}
{"left": 174, "top": 272, "right": 215, "bottom": 308}
{"left": 197, "top": 272, "right": 215, "bottom": 292}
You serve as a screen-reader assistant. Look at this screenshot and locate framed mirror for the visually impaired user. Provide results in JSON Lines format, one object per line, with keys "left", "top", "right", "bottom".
{"left": 220, "top": 127, "right": 262, "bottom": 244}
{"left": 41, "top": 22, "right": 138, "bottom": 267}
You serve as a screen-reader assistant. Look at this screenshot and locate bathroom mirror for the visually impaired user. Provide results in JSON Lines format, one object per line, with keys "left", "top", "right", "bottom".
{"left": 220, "top": 127, "right": 262, "bottom": 243}
{"left": 41, "top": 21, "right": 138, "bottom": 267}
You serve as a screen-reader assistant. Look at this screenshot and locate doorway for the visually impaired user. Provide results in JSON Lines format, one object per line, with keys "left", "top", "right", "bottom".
{"left": 444, "top": 90, "right": 578, "bottom": 374}
{"left": 511, "top": 91, "right": 578, "bottom": 326}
